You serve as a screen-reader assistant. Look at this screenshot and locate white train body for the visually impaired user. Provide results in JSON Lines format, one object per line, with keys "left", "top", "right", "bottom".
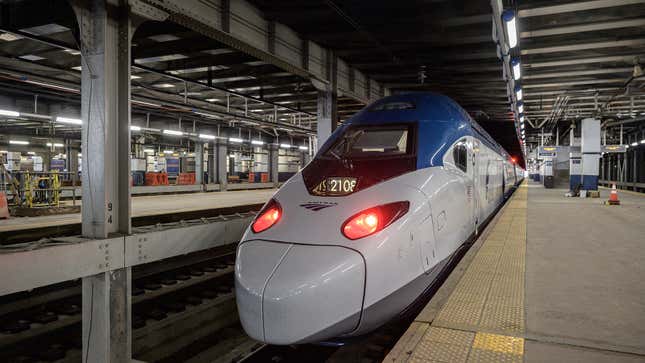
{"left": 235, "top": 93, "right": 523, "bottom": 345}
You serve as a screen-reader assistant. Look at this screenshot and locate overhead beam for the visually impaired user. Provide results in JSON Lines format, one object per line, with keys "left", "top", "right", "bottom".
{"left": 524, "top": 67, "right": 634, "bottom": 79}
{"left": 518, "top": 0, "right": 645, "bottom": 18}
{"left": 521, "top": 18, "right": 645, "bottom": 38}
{"left": 521, "top": 38, "right": 645, "bottom": 55}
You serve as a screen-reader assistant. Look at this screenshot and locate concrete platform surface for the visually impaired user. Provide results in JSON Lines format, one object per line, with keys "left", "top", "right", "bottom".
{"left": 0, "top": 189, "right": 276, "bottom": 233}
{"left": 385, "top": 181, "right": 645, "bottom": 362}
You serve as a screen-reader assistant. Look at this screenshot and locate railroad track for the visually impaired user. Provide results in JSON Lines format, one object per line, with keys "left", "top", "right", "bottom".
{"left": 0, "top": 245, "right": 239, "bottom": 363}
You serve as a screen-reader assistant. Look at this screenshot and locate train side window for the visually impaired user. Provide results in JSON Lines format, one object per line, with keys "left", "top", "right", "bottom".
{"left": 453, "top": 141, "right": 468, "bottom": 172}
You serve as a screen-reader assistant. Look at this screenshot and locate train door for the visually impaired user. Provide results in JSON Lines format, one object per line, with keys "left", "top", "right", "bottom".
{"left": 470, "top": 139, "right": 481, "bottom": 235}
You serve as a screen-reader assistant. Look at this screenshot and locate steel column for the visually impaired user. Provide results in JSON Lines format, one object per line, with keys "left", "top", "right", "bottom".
{"left": 207, "top": 142, "right": 216, "bottom": 183}
{"left": 216, "top": 140, "right": 228, "bottom": 190}
{"left": 269, "top": 143, "right": 279, "bottom": 186}
{"left": 73, "top": 0, "right": 133, "bottom": 361}
{"left": 195, "top": 142, "right": 204, "bottom": 185}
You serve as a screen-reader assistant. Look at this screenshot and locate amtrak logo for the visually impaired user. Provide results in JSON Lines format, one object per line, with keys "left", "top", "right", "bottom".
{"left": 299, "top": 201, "right": 338, "bottom": 211}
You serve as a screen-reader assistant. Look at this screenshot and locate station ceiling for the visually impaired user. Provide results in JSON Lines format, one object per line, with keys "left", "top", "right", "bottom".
{"left": 0, "top": 0, "right": 644, "bottom": 166}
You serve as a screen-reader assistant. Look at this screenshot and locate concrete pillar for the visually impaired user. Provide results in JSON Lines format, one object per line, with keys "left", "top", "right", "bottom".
{"left": 73, "top": 0, "right": 133, "bottom": 361}
{"left": 269, "top": 143, "right": 279, "bottom": 186}
{"left": 195, "top": 142, "right": 204, "bottom": 185}
{"left": 207, "top": 142, "right": 216, "bottom": 184}
{"left": 216, "top": 140, "right": 228, "bottom": 190}
{"left": 316, "top": 50, "right": 338, "bottom": 149}
{"left": 317, "top": 90, "right": 337, "bottom": 148}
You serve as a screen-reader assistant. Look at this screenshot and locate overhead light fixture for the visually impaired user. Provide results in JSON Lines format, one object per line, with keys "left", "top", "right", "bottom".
{"left": 502, "top": 9, "right": 518, "bottom": 49}
{"left": 299, "top": 146, "right": 308, "bottom": 151}
{"left": 56, "top": 116, "right": 82, "bottom": 125}
{"left": 163, "top": 150, "right": 174, "bottom": 154}
{"left": 27, "top": 151, "right": 36, "bottom": 155}
{"left": 229, "top": 137, "right": 243, "bottom": 143}
{"left": 520, "top": 115, "right": 525, "bottom": 122}
{"left": 0, "top": 109, "right": 20, "bottom": 117}
{"left": 130, "top": 125, "right": 141, "bottom": 131}
{"left": 511, "top": 57, "right": 521, "bottom": 80}
{"left": 631, "top": 142, "right": 638, "bottom": 146}
{"left": 515, "top": 85, "right": 523, "bottom": 101}
{"left": 46, "top": 142, "right": 64, "bottom": 147}
{"left": 517, "top": 102, "right": 524, "bottom": 114}
{"left": 520, "top": 123, "right": 525, "bottom": 129}
{"left": 10, "top": 140, "right": 29, "bottom": 145}
{"left": 154, "top": 83, "right": 175, "bottom": 88}
{"left": 640, "top": 139, "right": 645, "bottom": 144}
{"left": 199, "top": 134, "right": 216, "bottom": 140}
{"left": 251, "top": 140, "right": 264, "bottom": 145}
{"left": 280, "top": 143, "right": 292, "bottom": 149}
{"left": 130, "top": 75, "right": 142, "bottom": 80}
{"left": 163, "top": 129, "right": 183, "bottom": 136}
{"left": 143, "top": 148, "right": 155, "bottom": 153}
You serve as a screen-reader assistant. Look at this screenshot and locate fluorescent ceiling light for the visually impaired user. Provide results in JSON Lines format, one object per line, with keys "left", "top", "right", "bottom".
{"left": 64, "top": 49, "right": 80, "bottom": 55}
{"left": 27, "top": 151, "right": 35, "bottom": 155}
{"left": 520, "top": 123, "right": 525, "bottom": 129}
{"left": 154, "top": 83, "right": 175, "bottom": 88}
{"left": 511, "top": 57, "right": 521, "bottom": 80}
{"left": 631, "top": 142, "right": 638, "bottom": 146}
{"left": 280, "top": 143, "right": 292, "bottom": 148}
{"left": 640, "top": 139, "right": 645, "bottom": 144}
{"left": 131, "top": 75, "right": 142, "bottom": 80}
{"left": 516, "top": 88, "right": 523, "bottom": 101}
{"left": 163, "top": 129, "right": 183, "bottom": 136}
{"left": 517, "top": 104, "right": 524, "bottom": 113}
{"left": 251, "top": 140, "right": 264, "bottom": 145}
{"left": 10, "top": 140, "right": 29, "bottom": 145}
{"left": 298, "top": 146, "right": 308, "bottom": 151}
{"left": 199, "top": 134, "right": 216, "bottom": 140}
{"left": 144, "top": 148, "right": 155, "bottom": 153}
{"left": 0, "top": 109, "right": 19, "bottom": 117}
{"left": 56, "top": 116, "right": 82, "bottom": 125}
{"left": 163, "top": 150, "right": 174, "bottom": 154}
{"left": 46, "top": 143, "right": 64, "bottom": 147}
{"left": 228, "top": 137, "right": 243, "bottom": 143}
{"left": 520, "top": 116, "right": 524, "bottom": 122}
{"left": 502, "top": 10, "right": 518, "bottom": 49}
{"left": 130, "top": 125, "right": 141, "bottom": 131}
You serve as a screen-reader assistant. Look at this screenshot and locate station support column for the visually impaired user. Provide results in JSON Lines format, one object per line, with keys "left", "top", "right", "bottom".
{"left": 269, "top": 143, "right": 279, "bottom": 186}
{"left": 195, "top": 142, "right": 204, "bottom": 185}
{"left": 207, "top": 142, "right": 216, "bottom": 184}
{"left": 216, "top": 139, "right": 228, "bottom": 190}
{"left": 314, "top": 50, "right": 338, "bottom": 150}
{"left": 72, "top": 0, "right": 134, "bottom": 361}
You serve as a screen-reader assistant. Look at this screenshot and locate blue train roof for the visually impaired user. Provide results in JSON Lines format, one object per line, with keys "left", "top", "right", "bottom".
{"left": 319, "top": 92, "right": 511, "bottom": 168}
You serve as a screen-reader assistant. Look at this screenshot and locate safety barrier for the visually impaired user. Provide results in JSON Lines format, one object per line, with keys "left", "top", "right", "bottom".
{"left": 177, "top": 172, "right": 196, "bottom": 185}
{"left": 145, "top": 172, "right": 170, "bottom": 186}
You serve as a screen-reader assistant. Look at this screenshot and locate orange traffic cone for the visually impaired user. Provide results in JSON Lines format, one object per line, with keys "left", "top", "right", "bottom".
{"left": 0, "top": 192, "right": 9, "bottom": 219}
{"left": 607, "top": 184, "right": 620, "bottom": 205}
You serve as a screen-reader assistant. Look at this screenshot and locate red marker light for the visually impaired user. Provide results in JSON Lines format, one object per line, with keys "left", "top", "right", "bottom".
{"left": 252, "top": 199, "right": 282, "bottom": 233}
{"left": 342, "top": 201, "right": 409, "bottom": 240}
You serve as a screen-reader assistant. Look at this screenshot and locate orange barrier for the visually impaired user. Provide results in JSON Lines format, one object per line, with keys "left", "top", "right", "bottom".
{"left": 248, "top": 172, "right": 255, "bottom": 183}
{"left": 177, "top": 172, "right": 196, "bottom": 185}
{"left": 607, "top": 183, "right": 620, "bottom": 205}
{"left": 0, "top": 192, "right": 9, "bottom": 219}
{"left": 260, "top": 173, "right": 269, "bottom": 183}
{"left": 145, "top": 172, "right": 159, "bottom": 186}
{"left": 158, "top": 172, "right": 169, "bottom": 185}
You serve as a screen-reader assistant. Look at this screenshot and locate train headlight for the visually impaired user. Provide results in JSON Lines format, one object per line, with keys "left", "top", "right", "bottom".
{"left": 252, "top": 199, "right": 282, "bottom": 233}
{"left": 341, "top": 201, "right": 409, "bottom": 240}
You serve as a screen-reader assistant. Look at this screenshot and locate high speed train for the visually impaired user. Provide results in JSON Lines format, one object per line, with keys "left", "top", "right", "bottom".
{"left": 235, "top": 92, "right": 524, "bottom": 345}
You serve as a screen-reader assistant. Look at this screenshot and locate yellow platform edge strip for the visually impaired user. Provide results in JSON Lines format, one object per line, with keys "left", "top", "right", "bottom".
{"left": 405, "top": 182, "right": 528, "bottom": 363}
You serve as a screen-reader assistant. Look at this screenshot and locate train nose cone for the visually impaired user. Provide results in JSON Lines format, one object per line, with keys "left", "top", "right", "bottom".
{"left": 235, "top": 240, "right": 365, "bottom": 345}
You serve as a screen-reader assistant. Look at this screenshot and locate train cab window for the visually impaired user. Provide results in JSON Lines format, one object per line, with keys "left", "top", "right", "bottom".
{"left": 453, "top": 141, "right": 468, "bottom": 172}
{"left": 324, "top": 125, "right": 414, "bottom": 159}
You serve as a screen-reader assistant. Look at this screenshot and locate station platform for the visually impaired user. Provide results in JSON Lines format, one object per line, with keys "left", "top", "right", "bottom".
{"left": 0, "top": 188, "right": 276, "bottom": 233}
{"left": 386, "top": 181, "right": 645, "bottom": 363}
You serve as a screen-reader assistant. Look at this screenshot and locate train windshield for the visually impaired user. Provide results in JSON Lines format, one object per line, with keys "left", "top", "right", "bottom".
{"left": 323, "top": 125, "right": 413, "bottom": 159}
